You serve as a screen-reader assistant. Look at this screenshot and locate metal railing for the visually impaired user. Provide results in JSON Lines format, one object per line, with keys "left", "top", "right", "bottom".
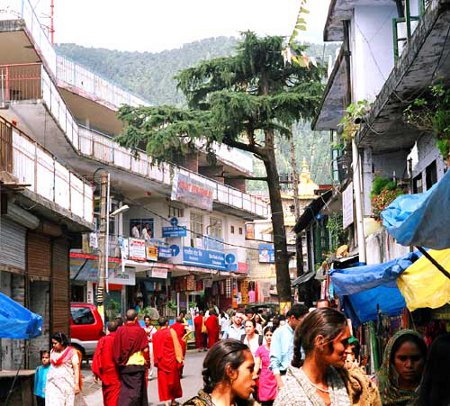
{"left": 0, "top": 63, "right": 41, "bottom": 102}
{"left": 1, "top": 62, "right": 269, "bottom": 217}
{"left": 0, "top": 117, "right": 94, "bottom": 224}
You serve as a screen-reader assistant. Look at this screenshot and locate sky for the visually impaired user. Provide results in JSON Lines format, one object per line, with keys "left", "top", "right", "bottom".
{"left": 33, "top": 0, "right": 331, "bottom": 53}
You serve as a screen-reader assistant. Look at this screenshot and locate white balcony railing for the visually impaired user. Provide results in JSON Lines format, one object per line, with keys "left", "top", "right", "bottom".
{"left": 0, "top": 117, "right": 94, "bottom": 224}
{"left": 37, "top": 65, "right": 269, "bottom": 217}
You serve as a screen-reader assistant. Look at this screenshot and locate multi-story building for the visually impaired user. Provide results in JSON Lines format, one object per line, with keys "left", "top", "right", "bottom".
{"left": 313, "top": 0, "right": 449, "bottom": 264}
{"left": 0, "top": 0, "right": 269, "bottom": 336}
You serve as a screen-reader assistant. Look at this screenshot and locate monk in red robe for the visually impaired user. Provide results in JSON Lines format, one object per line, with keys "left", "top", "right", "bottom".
{"left": 153, "top": 317, "right": 183, "bottom": 406}
{"left": 92, "top": 321, "right": 120, "bottom": 406}
{"left": 193, "top": 311, "right": 207, "bottom": 351}
{"left": 171, "top": 316, "right": 187, "bottom": 357}
{"left": 113, "top": 309, "right": 149, "bottom": 406}
{"left": 205, "top": 309, "right": 220, "bottom": 348}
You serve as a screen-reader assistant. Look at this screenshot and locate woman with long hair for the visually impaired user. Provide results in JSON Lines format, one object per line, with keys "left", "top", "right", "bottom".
{"left": 377, "top": 330, "right": 427, "bottom": 406}
{"left": 241, "top": 319, "right": 263, "bottom": 358}
{"left": 253, "top": 327, "right": 277, "bottom": 406}
{"left": 46, "top": 332, "right": 82, "bottom": 405}
{"left": 274, "top": 308, "right": 380, "bottom": 406}
{"left": 416, "top": 333, "right": 450, "bottom": 406}
{"left": 183, "top": 339, "right": 257, "bottom": 406}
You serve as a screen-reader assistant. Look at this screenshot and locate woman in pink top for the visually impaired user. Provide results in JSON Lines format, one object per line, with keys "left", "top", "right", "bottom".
{"left": 254, "top": 327, "right": 277, "bottom": 406}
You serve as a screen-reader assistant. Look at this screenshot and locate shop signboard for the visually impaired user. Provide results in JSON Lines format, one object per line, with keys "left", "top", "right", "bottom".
{"left": 182, "top": 247, "right": 226, "bottom": 270}
{"left": 128, "top": 238, "right": 146, "bottom": 261}
{"left": 147, "top": 268, "right": 168, "bottom": 279}
{"left": 162, "top": 217, "right": 187, "bottom": 238}
{"left": 342, "top": 182, "right": 354, "bottom": 229}
{"left": 157, "top": 246, "right": 173, "bottom": 259}
{"left": 146, "top": 244, "right": 158, "bottom": 262}
{"left": 109, "top": 266, "right": 136, "bottom": 285}
{"left": 258, "top": 243, "right": 275, "bottom": 263}
{"left": 171, "top": 173, "right": 214, "bottom": 211}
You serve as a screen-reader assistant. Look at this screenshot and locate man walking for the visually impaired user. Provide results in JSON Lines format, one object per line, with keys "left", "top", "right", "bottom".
{"left": 222, "top": 311, "right": 245, "bottom": 340}
{"left": 113, "top": 309, "right": 149, "bottom": 406}
{"left": 193, "top": 311, "right": 207, "bottom": 351}
{"left": 92, "top": 321, "right": 120, "bottom": 406}
{"left": 269, "top": 303, "right": 309, "bottom": 389}
{"left": 153, "top": 317, "right": 183, "bottom": 406}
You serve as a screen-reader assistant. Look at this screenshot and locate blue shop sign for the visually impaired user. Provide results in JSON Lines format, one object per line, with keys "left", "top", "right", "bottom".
{"left": 157, "top": 246, "right": 173, "bottom": 259}
{"left": 162, "top": 226, "right": 187, "bottom": 238}
{"left": 183, "top": 247, "right": 227, "bottom": 271}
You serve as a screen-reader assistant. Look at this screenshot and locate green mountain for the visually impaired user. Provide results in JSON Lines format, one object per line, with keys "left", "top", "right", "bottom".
{"left": 56, "top": 37, "right": 340, "bottom": 187}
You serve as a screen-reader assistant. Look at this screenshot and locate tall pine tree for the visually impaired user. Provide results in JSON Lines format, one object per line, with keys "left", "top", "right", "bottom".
{"left": 116, "top": 31, "right": 324, "bottom": 304}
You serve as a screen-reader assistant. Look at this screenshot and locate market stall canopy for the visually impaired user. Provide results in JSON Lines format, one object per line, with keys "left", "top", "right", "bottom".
{"left": 330, "top": 251, "right": 420, "bottom": 326}
{"left": 381, "top": 170, "right": 450, "bottom": 249}
{"left": 398, "top": 248, "right": 450, "bottom": 311}
{"left": 0, "top": 292, "right": 43, "bottom": 339}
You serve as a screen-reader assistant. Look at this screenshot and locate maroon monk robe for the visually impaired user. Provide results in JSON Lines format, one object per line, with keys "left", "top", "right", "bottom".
{"left": 171, "top": 321, "right": 187, "bottom": 356}
{"left": 113, "top": 321, "right": 149, "bottom": 406}
{"left": 194, "top": 315, "right": 207, "bottom": 350}
{"left": 112, "top": 321, "right": 149, "bottom": 366}
{"left": 205, "top": 314, "right": 220, "bottom": 348}
{"left": 92, "top": 332, "right": 120, "bottom": 406}
{"left": 153, "top": 327, "right": 183, "bottom": 402}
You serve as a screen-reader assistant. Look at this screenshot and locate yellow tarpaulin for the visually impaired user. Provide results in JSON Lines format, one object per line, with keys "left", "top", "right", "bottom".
{"left": 397, "top": 248, "right": 450, "bottom": 311}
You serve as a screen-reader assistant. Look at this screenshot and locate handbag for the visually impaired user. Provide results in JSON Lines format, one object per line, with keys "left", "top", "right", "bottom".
{"left": 201, "top": 318, "right": 208, "bottom": 334}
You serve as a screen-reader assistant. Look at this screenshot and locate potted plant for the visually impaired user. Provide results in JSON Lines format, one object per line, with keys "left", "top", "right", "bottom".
{"left": 371, "top": 176, "right": 403, "bottom": 221}
{"left": 338, "top": 100, "right": 371, "bottom": 141}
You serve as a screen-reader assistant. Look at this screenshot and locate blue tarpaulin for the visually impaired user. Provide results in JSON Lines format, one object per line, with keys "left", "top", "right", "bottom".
{"left": 0, "top": 292, "right": 43, "bottom": 339}
{"left": 330, "top": 251, "right": 420, "bottom": 326}
{"left": 381, "top": 170, "right": 450, "bottom": 249}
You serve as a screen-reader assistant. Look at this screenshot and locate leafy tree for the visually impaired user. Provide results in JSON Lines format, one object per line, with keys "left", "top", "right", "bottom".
{"left": 116, "top": 31, "right": 324, "bottom": 304}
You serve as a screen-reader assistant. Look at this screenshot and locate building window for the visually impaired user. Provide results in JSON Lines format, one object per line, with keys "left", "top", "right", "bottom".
{"left": 413, "top": 174, "right": 423, "bottom": 194}
{"left": 239, "top": 227, "right": 243, "bottom": 235}
{"left": 231, "top": 225, "right": 235, "bottom": 234}
{"left": 190, "top": 212, "right": 204, "bottom": 246}
{"left": 208, "top": 217, "right": 223, "bottom": 238}
{"left": 425, "top": 161, "right": 437, "bottom": 190}
{"left": 169, "top": 205, "right": 184, "bottom": 218}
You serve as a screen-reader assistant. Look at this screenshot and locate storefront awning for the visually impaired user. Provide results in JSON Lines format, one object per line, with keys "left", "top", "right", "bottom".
{"left": 382, "top": 170, "right": 450, "bottom": 250}
{"left": 330, "top": 251, "right": 420, "bottom": 326}
{"left": 0, "top": 292, "right": 42, "bottom": 339}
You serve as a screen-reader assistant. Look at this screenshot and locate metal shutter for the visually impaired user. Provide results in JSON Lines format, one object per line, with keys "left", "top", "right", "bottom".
{"left": 51, "top": 237, "right": 70, "bottom": 336}
{"left": 0, "top": 217, "right": 26, "bottom": 271}
{"left": 27, "top": 232, "right": 51, "bottom": 280}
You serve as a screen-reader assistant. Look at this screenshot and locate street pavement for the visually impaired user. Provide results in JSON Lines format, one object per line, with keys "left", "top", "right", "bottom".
{"left": 82, "top": 349, "right": 206, "bottom": 405}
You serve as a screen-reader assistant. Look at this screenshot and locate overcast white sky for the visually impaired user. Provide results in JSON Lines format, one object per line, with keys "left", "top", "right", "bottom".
{"left": 33, "top": 0, "right": 330, "bottom": 53}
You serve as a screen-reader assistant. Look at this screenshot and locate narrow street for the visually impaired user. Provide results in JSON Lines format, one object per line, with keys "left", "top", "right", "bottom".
{"left": 82, "top": 350, "right": 206, "bottom": 405}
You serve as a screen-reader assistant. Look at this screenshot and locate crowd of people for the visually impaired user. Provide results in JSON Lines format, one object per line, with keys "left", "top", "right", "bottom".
{"left": 33, "top": 304, "right": 450, "bottom": 406}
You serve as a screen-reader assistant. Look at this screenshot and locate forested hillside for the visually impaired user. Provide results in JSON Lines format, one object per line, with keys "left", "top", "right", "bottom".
{"left": 56, "top": 37, "right": 340, "bottom": 187}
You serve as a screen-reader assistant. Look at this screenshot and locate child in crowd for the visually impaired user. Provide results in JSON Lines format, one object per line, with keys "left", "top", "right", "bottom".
{"left": 34, "top": 350, "right": 50, "bottom": 406}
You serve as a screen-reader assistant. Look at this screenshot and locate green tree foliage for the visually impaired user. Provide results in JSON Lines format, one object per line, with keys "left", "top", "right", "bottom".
{"left": 115, "top": 32, "right": 325, "bottom": 302}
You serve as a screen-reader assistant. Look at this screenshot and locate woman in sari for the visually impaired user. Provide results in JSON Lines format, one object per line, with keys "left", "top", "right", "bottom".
{"left": 46, "top": 332, "right": 82, "bottom": 406}
{"left": 377, "top": 329, "right": 427, "bottom": 406}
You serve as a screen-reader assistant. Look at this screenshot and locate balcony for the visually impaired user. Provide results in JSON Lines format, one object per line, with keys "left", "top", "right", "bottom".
{"left": 0, "top": 63, "right": 269, "bottom": 219}
{"left": 0, "top": 116, "right": 94, "bottom": 227}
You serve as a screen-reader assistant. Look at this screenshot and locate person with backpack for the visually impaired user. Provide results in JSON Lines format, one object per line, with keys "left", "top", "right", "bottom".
{"left": 241, "top": 318, "right": 263, "bottom": 358}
